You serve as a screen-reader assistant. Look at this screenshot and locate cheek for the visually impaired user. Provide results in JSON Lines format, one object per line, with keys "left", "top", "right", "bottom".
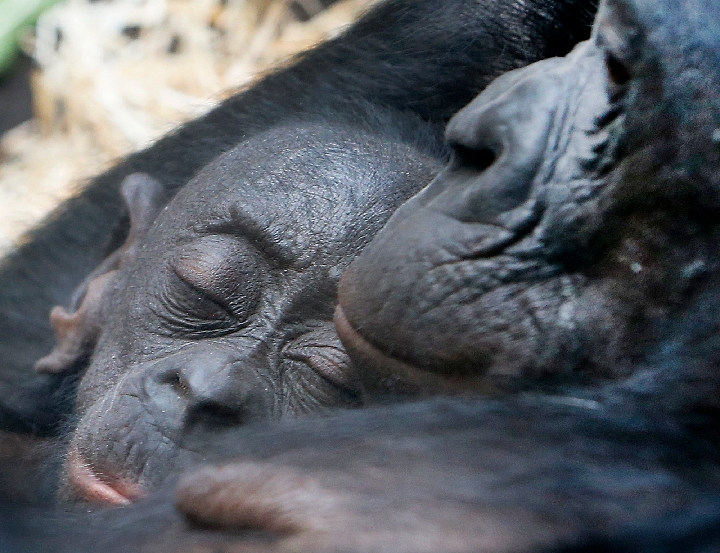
{"left": 74, "top": 349, "right": 127, "bottom": 415}
{"left": 73, "top": 324, "right": 176, "bottom": 415}
{"left": 63, "top": 381, "right": 193, "bottom": 502}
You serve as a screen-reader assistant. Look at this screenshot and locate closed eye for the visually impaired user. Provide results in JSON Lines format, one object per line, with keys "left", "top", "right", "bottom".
{"left": 153, "top": 270, "right": 243, "bottom": 338}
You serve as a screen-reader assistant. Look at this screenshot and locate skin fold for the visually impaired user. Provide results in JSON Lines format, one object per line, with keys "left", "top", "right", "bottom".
{"left": 0, "top": 0, "right": 596, "bottom": 501}
{"left": 0, "top": 1, "right": 719, "bottom": 552}
{"left": 337, "top": 0, "right": 720, "bottom": 398}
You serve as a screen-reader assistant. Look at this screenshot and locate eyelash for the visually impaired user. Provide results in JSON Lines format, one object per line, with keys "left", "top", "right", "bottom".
{"left": 153, "top": 272, "right": 243, "bottom": 339}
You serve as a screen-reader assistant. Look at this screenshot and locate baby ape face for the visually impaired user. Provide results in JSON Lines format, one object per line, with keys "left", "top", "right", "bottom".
{"left": 337, "top": 0, "right": 720, "bottom": 394}
{"left": 59, "top": 123, "right": 441, "bottom": 503}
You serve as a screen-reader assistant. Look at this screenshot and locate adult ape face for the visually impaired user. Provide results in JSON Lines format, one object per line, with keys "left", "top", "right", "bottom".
{"left": 337, "top": 0, "right": 720, "bottom": 396}
{"left": 58, "top": 121, "right": 442, "bottom": 504}
{"left": 15, "top": 0, "right": 598, "bottom": 504}
{"left": 0, "top": 0, "right": 598, "bottom": 505}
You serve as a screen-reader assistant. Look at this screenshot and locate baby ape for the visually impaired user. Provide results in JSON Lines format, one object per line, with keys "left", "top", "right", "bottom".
{"left": 1, "top": 0, "right": 720, "bottom": 552}
{"left": 61, "top": 117, "right": 444, "bottom": 503}
{"left": 0, "top": 0, "right": 597, "bottom": 502}
{"left": 18, "top": 0, "right": 714, "bottom": 549}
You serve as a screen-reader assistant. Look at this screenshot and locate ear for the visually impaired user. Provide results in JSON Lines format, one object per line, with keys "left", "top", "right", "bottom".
{"left": 34, "top": 173, "right": 165, "bottom": 375}
{"left": 119, "top": 172, "right": 165, "bottom": 264}
{"left": 34, "top": 272, "right": 116, "bottom": 374}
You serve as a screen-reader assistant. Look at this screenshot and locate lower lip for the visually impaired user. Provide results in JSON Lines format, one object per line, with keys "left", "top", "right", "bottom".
{"left": 66, "top": 449, "right": 145, "bottom": 506}
{"left": 334, "top": 304, "right": 484, "bottom": 395}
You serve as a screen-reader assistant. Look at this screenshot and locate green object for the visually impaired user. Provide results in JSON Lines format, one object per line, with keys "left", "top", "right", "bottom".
{"left": 0, "top": 0, "right": 61, "bottom": 76}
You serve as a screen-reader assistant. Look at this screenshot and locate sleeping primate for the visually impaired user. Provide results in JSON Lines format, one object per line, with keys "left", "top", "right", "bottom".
{"left": 0, "top": 0, "right": 597, "bottom": 502}
{"left": 0, "top": 1, "right": 720, "bottom": 552}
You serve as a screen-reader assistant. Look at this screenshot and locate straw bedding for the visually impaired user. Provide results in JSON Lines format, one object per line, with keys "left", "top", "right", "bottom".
{"left": 0, "top": 0, "right": 375, "bottom": 254}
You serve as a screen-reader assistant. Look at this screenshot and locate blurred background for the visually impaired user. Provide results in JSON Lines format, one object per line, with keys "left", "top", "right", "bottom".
{"left": 0, "top": 0, "right": 375, "bottom": 254}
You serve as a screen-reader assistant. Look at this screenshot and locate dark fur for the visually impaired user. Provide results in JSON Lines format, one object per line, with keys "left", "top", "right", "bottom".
{"left": 0, "top": 0, "right": 597, "bottom": 437}
{"left": 8, "top": 0, "right": 720, "bottom": 551}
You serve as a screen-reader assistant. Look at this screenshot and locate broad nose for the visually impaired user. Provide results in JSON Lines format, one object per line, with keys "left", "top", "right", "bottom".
{"left": 143, "top": 345, "right": 272, "bottom": 435}
{"left": 426, "top": 58, "right": 566, "bottom": 223}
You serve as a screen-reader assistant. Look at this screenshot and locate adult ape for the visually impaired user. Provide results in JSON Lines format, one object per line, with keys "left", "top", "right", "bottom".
{"left": 2, "top": 289, "right": 720, "bottom": 553}
{"left": 2, "top": 0, "right": 720, "bottom": 545}
{"left": 0, "top": 0, "right": 597, "bottom": 503}
{"left": 336, "top": 0, "right": 720, "bottom": 397}
{"left": 172, "top": 6, "right": 720, "bottom": 550}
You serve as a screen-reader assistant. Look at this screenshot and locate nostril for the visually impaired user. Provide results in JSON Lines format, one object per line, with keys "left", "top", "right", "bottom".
{"left": 186, "top": 400, "right": 246, "bottom": 428}
{"left": 452, "top": 144, "right": 497, "bottom": 172}
{"left": 605, "top": 52, "right": 631, "bottom": 87}
{"left": 158, "top": 371, "right": 191, "bottom": 397}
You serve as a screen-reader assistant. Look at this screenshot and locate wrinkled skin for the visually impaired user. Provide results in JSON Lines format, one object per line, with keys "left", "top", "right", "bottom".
{"left": 337, "top": 0, "right": 720, "bottom": 397}
{"left": 59, "top": 120, "right": 442, "bottom": 503}
{"left": 3, "top": 1, "right": 720, "bottom": 546}
{"left": 0, "top": 0, "right": 597, "bottom": 439}
{"left": 0, "top": 0, "right": 598, "bottom": 504}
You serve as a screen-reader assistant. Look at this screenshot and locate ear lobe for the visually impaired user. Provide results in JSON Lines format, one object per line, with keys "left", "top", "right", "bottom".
{"left": 35, "top": 173, "right": 166, "bottom": 375}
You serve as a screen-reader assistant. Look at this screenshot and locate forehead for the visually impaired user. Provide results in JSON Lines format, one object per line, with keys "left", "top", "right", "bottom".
{"left": 142, "top": 124, "right": 380, "bottom": 263}
{"left": 167, "top": 127, "right": 360, "bottom": 228}
{"left": 132, "top": 121, "right": 440, "bottom": 272}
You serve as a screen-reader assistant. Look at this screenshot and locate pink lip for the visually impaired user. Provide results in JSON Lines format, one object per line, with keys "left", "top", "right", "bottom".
{"left": 67, "top": 449, "right": 146, "bottom": 506}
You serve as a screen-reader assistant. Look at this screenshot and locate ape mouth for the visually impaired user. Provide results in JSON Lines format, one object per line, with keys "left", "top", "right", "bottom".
{"left": 66, "top": 448, "right": 146, "bottom": 506}
{"left": 334, "top": 304, "right": 495, "bottom": 396}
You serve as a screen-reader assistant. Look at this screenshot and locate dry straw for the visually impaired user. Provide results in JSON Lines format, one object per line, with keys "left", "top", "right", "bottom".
{"left": 0, "top": 0, "right": 375, "bottom": 254}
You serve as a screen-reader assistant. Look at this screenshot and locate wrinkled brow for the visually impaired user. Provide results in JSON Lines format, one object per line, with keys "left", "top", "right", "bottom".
{"left": 200, "top": 208, "right": 299, "bottom": 270}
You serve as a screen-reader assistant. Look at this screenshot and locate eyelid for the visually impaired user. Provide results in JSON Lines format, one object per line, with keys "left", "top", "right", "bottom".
{"left": 164, "top": 235, "right": 265, "bottom": 333}
{"left": 173, "top": 239, "right": 241, "bottom": 296}
{"left": 153, "top": 272, "right": 240, "bottom": 339}
{"left": 170, "top": 265, "right": 235, "bottom": 313}
{"left": 172, "top": 236, "right": 261, "bottom": 303}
